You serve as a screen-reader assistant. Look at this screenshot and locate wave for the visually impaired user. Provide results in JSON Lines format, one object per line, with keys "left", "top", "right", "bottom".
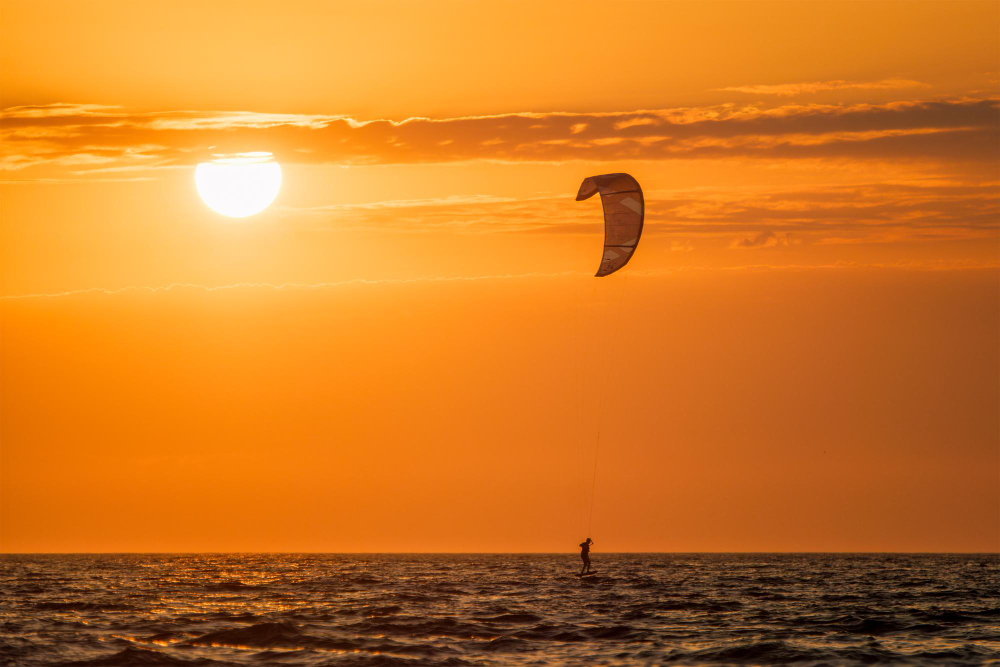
{"left": 482, "top": 636, "right": 530, "bottom": 652}
{"left": 509, "top": 623, "right": 645, "bottom": 643}
{"left": 668, "top": 640, "right": 883, "bottom": 664}
{"left": 315, "top": 656, "right": 472, "bottom": 667}
{"left": 202, "top": 581, "right": 264, "bottom": 592}
{"left": 658, "top": 600, "right": 745, "bottom": 612}
{"left": 345, "top": 617, "right": 487, "bottom": 639}
{"left": 1, "top": 636, "right": 39, "bottom": 665}
{"left": 15, "top": 585, "right": 46, "bottom": 594}
{"left": 477, "top": 613, "right": 542, "bottom": 624}
{"left": 916, "top": 609, "right": 994, "bottom": 623}
{"left": 364, "top": 605, "right": 402, "bottom": 617}
{"left": 839, "top": 617, "right": 915, "bottom": 635}
{"left": 6, "top": 553, "right": 999, "bottom": 666}
{"left": 584, "top": 625, "right": 643, "bottom": 640}
{"left": 35, "top": 601, "right": 133, "bottom": 611}
{"left": 202, "top": 612, "right": 262, "bottom": 623}
{"left": 54, "top": 645, "right": 233, "bottom": 666}
{"left": 667, "top": 639, "right": 1000, "bottom": 664}
{"left": 182, "top": 622, "right": 447, "bottom": 655}
{"left": 185, "top": 622, "right": 306, "bottom": 649}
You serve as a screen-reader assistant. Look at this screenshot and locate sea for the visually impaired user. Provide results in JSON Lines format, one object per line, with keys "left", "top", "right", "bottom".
{"left": 1, "top": 553, "right": 997, "bottom": 666}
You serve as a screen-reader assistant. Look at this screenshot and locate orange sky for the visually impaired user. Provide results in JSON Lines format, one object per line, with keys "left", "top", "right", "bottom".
{"left": 1, "top": 0, "right": 998, "bottom": 553}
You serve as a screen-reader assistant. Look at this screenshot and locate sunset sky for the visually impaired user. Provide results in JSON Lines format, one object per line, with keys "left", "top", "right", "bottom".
{"left": 1, "top": 0, "right": 997, "bottom": 553}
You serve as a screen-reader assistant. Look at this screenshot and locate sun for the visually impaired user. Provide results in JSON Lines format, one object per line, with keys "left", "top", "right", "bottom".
{"left": 195, "top": 152, "right": 282, "bottom": 218}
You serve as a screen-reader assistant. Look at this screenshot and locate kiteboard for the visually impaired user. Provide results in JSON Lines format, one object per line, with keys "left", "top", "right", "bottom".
{"left": 576, "top": 571, "right": 598, "bottom": 577}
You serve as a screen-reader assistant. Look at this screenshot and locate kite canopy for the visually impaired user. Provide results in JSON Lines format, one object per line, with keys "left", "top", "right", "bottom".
{"left": 575, "top": 173, "right": 644, "bottom": 277}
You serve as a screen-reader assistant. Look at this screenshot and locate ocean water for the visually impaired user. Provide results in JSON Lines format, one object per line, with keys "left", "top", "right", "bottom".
{"left": 1, "top": 553, "right": 998, "bottom": 666}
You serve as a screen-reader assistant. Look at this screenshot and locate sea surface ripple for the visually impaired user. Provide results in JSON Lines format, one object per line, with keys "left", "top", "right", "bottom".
{"left": 1, "top": 553, "right": 998, "bottom": 666}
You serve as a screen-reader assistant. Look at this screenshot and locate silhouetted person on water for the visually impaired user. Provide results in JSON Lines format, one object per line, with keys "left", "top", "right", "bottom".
{"left": 579, "top": 538, "right": 593, "bottom": 574}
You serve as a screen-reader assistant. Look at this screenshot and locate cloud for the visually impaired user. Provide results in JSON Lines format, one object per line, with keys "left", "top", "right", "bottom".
{"left": 277, "top": 193, "right": 568, "bottom": 233}
{"left": 260, "top": 179, "right": 1000, "bottom": 250}
{"left": 0, "top": 272, "right": 581, "bottom": 300}
{"left": 717, "top": 78, "right": 930, "bottom": 97}
{"left": 2, "top": 98, "right": 996, "bottom": 175}
{"left": 6, "top": 262, "right": 996, "bottom": 301}
{"left": 0, "top": 103, "right": 120, "bottom": 119}
{"left": 653, "top": 181, "right": 1000, "bottom": 247}
{"left": 732, "top": 231, "right": 790, "bottom": 248}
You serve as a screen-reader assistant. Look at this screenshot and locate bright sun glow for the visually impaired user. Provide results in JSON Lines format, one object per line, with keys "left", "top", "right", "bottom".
{"left": 195, "top": 152, "right": 281, "bottom": 218}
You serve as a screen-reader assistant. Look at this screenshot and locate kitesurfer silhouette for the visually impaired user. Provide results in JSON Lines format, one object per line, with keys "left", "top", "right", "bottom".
{"left": 579, "top": 538, "right": 593, "bottom": 575}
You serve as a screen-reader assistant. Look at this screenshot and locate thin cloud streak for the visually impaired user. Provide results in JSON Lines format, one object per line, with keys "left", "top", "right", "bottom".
{"left": 6, "top": 263, "right": 997, "bottom": 301}
{"left": 275, "top": 181, "right": 1000, "bottom": 245}
{"left": 3, "top": 98, "right": 996, "bottom": 173}
{"left": 0, "top": 272, "right": 582, "bottom": 300}
{"left": 717, "top": 78, "right": 930, "bottom": 97}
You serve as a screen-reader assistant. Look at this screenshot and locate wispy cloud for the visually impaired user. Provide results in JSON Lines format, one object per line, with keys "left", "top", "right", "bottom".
{"left": 0, "top": 175, "right": 158, "bottom": 185}
{"left": 717, "top": 78, "right": 930, "bottom": 97}
{"left": 271, "top": 180, "right": 999, "bottom": 245}
{"left": 0, "top": 272, "right": 581, "bottom": 300}
{"left": 652, "top": 181, "right": 1000, "bottom": 242}
{"left": 6, "top": 261, "right": 996, "bottom": 301}
{"left": 2, "top": 98, "right": 996, "bottom": 175}
{"left": 731, "top": 231, "right": 793, "bottom": 248}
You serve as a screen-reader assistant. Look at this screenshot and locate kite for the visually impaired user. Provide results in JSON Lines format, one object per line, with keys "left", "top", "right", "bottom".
{"left": 575, "top": 173, "right": 644, "bottom": 277}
